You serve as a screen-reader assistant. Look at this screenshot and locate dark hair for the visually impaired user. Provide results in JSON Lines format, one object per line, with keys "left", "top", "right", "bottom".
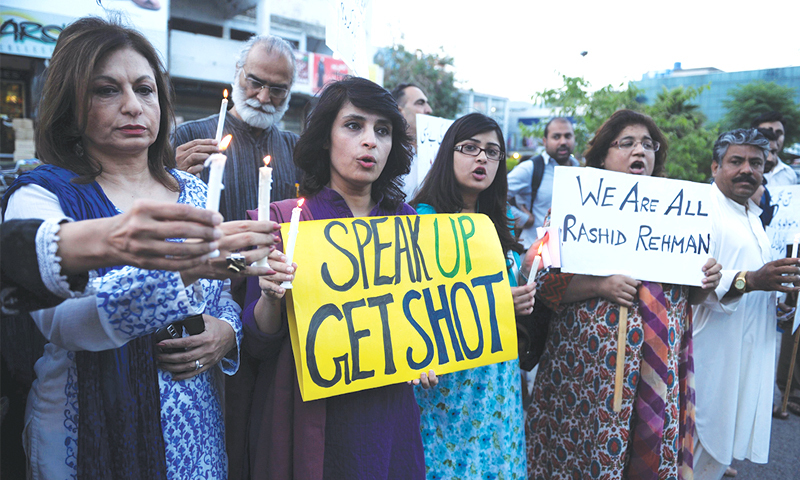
{"left": 36, "top": 16, "right": 176, "bottom": 189}
{"left": 584, "top": 109, "right": 668, "bottom": 177}
{"left": 757, "top": 127, "right": 778, "bottom": 142}
{"left": 411, "top": 113, "right": 522, "bottom": 257}
{"left": 543, "top": 117, "right": 572, "bottom": 138}
{"left": 294, "top": 76, "right": 412, "bottom": 209}
{"left": 391, "top": 83, "right": 420, "bottom": 106}
{"left": 750, "top": 111, "right": 785, "bottom": 129}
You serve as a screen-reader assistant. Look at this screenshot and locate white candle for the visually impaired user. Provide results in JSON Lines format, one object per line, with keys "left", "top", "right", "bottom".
{"left": 204, "top": 134, "right": 232, "bottom": 258}
{"left": 280, "top": 198, "right": 305, "bottom": 289}
{"left": 793, "top": 233, "right": 800, "bottom": 260}
{"left": 205, "top": 155, "right": 227, "bottom": 212}
{"left": 214, "top": 89, "right": 228, "bottom": 143}
{"left": 526, "top": 232, "right": 549, "bottom": 286}
{"left": 255, "top": 156, "right": 273, "bottom": 267}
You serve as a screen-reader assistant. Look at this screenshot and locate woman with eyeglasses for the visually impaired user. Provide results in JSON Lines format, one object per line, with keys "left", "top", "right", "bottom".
{"left": 411, "top": 113, "right": 534, "bottom": 479}
{"left": 525, "top": 110, "right": 721, "bottom": 479}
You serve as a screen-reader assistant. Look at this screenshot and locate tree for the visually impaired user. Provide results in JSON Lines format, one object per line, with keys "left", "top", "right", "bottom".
{"left": 520, "top": 76, "right": 717, "bottom": 182}
{"left": 520, "top": 75, "right": 645, "bottom": 159}
{"left": 722, "top": 81, "right": 800, "bottom": 149}
{"left": 373, "top": 44, "right": 460, "bottom": 119}
{"left": 648, "top": 86, "right": 718, "bottom": 182}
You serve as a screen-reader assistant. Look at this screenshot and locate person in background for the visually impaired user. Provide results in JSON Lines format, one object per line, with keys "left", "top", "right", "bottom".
{"left": 410, "top": 112, "right": 534, "bottom": 479}
{"left": 526, "top": 110, "right": 721, "bottom": 480}
{"left": 391, "top": 83, "right": 433, "bottom": 198}
{"left": 173, "top": 36, "right": 302, "bottom": 477}
{"left": 174, "top": 34, "right": 300, "bottom": 221}
{"left": 749, "top": 128, "right": 780, "bottom": 228}
{"left": 236, "top": 76, "right": 436, "bottom": 480}
{"left": 751, "top": 111, "right": 796, "bottom": 186}
{"left": 507, "top": 117, "right": 578, "bottom": 250}
{"left": 2, "top": 17, "right": 277, "bottom": 479}
{"left": 751, "top": 113, "right": 800, "bottom": 425}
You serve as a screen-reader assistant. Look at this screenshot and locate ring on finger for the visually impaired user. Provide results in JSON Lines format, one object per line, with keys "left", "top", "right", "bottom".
{"left": 226, "top": 253, "right": 247, "bottom": 272}
{"left": 195, "top": 359, "right": 204, "bottom": 371}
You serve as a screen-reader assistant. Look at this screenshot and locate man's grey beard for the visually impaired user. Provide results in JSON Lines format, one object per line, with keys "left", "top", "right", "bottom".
{"left": 231, "top": 79, "right": 291, "bottom": 130}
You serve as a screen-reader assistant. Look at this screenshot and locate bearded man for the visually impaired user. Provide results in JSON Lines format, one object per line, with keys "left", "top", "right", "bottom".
{"left": 174, "top": 35, "right": 300, "bottom": 221}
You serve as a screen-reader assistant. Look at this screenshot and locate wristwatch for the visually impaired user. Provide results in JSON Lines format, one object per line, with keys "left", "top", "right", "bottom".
{"left": 733, "top": 271, "right": 748, "bottom": 294}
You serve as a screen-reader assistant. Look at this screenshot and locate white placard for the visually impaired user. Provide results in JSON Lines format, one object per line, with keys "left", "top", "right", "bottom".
{"left": 550, "top": 167, "right": 713, "bottom": 286}
{"left": 326, "top": 0, "right": 369, "bottom": 77}
{"left": 414, "top": 114, "right": 455, "bottom": 192}
{"left": 765, "top": 185, "right": 800, "bottom": 261}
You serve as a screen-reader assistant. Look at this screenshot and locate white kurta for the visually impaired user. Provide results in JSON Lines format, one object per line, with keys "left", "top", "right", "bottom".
{"left": 692, "top": 183, "right": 777, "bottom": 465}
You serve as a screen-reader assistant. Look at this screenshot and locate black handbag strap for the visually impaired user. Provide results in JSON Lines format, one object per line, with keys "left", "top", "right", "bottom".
{"left": 529, "top": 155, "right": 545, "bottom": 212}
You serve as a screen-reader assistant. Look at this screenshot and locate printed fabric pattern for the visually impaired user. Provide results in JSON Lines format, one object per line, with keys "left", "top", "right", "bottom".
{"left": 15, "top": 169, "right": 241, "bottom": 480}
{"left": 414, "top": 202, "right": 527, "bottom": 480}
{"left": 525, "top": 284, "right": 690, "bottom": 480}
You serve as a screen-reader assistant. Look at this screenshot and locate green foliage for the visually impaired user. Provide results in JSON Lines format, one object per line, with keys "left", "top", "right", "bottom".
{"left": 526, "top": 76, "right": 717, "bottom": 182}
{"left": 506, "top": 156, "right": 520, "bottom": 172}
{"left": 721, "top": 81, "right": 800, "bottom": 148}
{"left": 649, "top": 86, "right": 718, "bottom": 182}
{"left": 520, "top": 75, "right": 644, "bottom": 157}
{"left": 373, "top": 44, "right": 461, "bottom": 119}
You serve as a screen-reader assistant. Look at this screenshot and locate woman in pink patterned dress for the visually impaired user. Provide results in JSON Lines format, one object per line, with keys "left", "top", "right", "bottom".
{"left": 525, "top": 110, "right": 721, "bottom": 480}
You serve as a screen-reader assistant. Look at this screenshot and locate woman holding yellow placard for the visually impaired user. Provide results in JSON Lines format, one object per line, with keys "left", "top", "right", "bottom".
{"left": 410, "top": 112, "right": 534, "bottom": 479}
{"left": 525, "top": 110, "right": 721, "bottom": 480}
{"left": 237, "top": 77, "right": 435, "bottom": 480}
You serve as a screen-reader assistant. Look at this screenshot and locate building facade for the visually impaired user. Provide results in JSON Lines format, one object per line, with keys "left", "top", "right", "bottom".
{"left": 634, "top": 63, "right": 800, "bottom": 125}
{"left": 0, "top": 0, "right": 368, "bottom": 163}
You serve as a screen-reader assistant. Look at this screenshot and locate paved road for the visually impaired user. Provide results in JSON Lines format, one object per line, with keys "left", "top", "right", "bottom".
{"left": 730, "top": 387, "right": 800, "bottom": 478}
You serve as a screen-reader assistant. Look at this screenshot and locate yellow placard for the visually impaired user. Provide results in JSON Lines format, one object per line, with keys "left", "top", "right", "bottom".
{"left": 285, "top": 214, "right": 517, "bottom": 401}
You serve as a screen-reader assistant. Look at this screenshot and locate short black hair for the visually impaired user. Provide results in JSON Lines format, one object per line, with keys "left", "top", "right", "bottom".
{"left": 543, "top": 117, "right": 573, "bottom": 138}
{"left": 757, "top": 127, "right": 777, "bottom": 142}
{"left": 391, "top": 83, "right": 420, "bottom": 106}
{"left": 294, "top": 76, "right": 412, "bottom": 209}
{"left": 751, "top": 111, "right": 785, "bottom": 129}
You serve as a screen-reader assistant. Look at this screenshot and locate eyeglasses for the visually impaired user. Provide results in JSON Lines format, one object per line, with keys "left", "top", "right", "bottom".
{"left": 242, "top": 67, "right": 290, "bottom": 99}
{"left": 454, "top": 143, "right": 504, "bottom": 161}
{"left": 610, "top": 138, "right": 660, "bottom": 152}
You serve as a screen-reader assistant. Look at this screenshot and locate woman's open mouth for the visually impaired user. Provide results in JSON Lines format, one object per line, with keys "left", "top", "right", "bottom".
{"left": 629, "top": 160, "right": 646, "bottom": 175}
{"left": 472, "top": 166, "right": 487, "bottom": 180}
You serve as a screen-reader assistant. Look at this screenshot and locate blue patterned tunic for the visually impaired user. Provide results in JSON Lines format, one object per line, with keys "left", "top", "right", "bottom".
{"left": 414, "top": 203, "right": 527, "bottom": 480}
{"left": 5, "top": 170, "right": 241, "bottom": 480}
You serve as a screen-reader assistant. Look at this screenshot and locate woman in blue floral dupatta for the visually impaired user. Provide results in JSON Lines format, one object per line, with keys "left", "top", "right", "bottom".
{"left": 3, "top": 17, "right": 278, "bottom": 480}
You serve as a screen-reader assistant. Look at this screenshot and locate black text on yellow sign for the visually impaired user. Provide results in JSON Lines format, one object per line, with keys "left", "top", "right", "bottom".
{"left": 285, "top": 214, "right": 517, "bottom": 401}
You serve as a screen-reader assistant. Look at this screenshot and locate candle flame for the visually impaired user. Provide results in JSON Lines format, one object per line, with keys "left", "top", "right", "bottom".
{"left": 536, "top": 231, "right": 550, "bottom": 256}
{"left": 219, "top": 134, "right": 233, "bottom": 151}
{"left": 263, "top": 155, "right": 271, "bottom": 167}
{"left": 297, "top": 198, "right": 305, "bottom": 208}
{"left": 223, "top": 89, "right": 228, "bottom": 99}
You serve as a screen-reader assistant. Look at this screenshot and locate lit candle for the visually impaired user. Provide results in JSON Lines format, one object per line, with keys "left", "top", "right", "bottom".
{"left": 214, "top": 89, "right": 228, "bottom": 143}
{"left": 527, "top": 231, "right": 549, "bottom": 286}
{"left": 204, "top": 134, "right": 232, "bottom": 257}
{"left": 255, "top": 156, "right": 273, "bottom": 268}
{"left": 280, "top": 198, "right": 305, "bottom": 289}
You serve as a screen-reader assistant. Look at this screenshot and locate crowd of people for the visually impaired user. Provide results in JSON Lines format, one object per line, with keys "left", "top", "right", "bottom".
{"left": 1, "top": 15, "right": 799, "bottom": 480}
